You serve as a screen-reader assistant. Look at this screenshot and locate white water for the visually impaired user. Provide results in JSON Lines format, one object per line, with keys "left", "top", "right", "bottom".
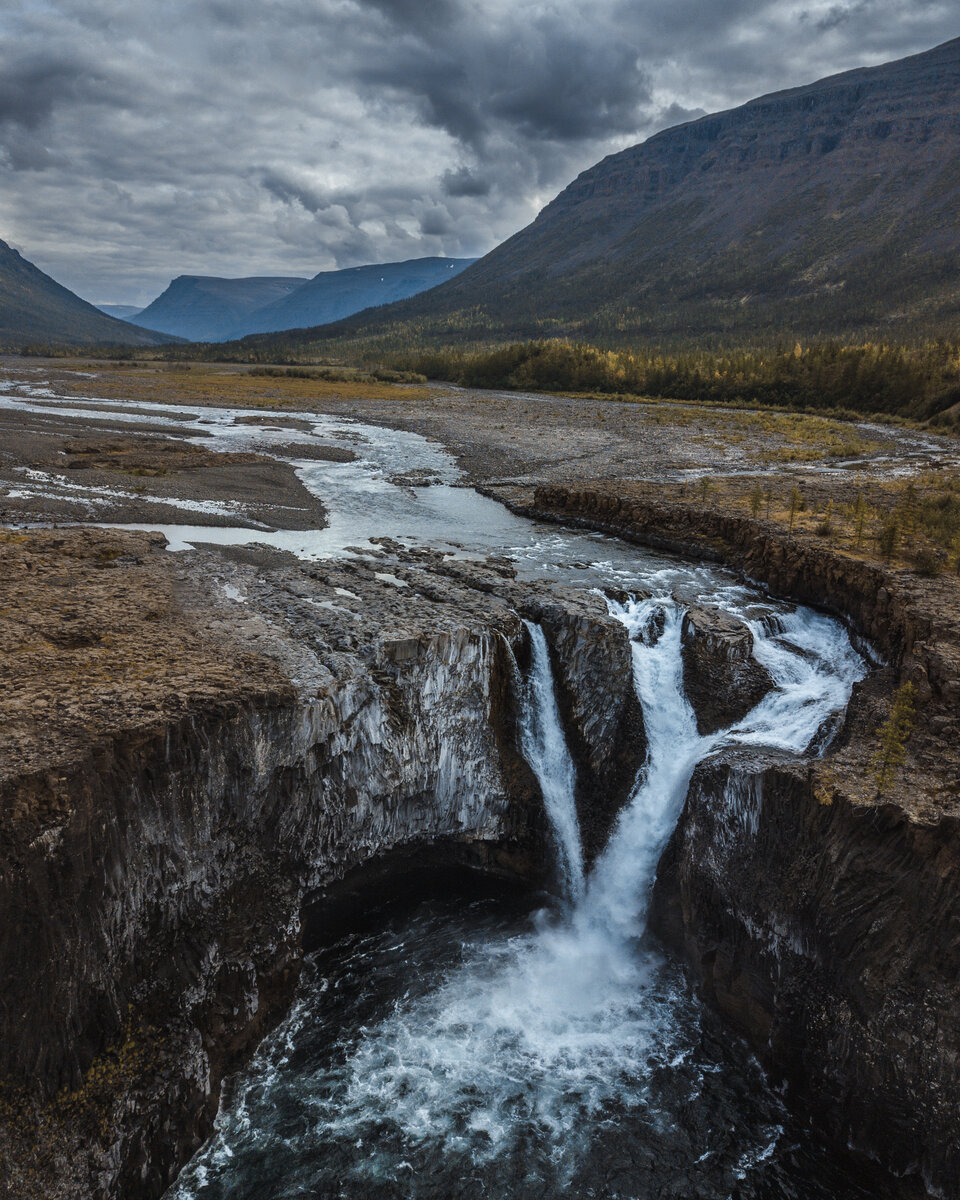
{"left": 516, "top": 621, "right": 585, "bottom": 902}
{"left": 170, "top": 591, "right": 864, "bottom": 1195}
{"left": 312, "top": 596, "right": 862, "bottom": 1160}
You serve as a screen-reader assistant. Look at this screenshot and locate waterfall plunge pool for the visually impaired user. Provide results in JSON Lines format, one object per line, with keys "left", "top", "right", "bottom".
{"left": 167, "top": 595, "right": 891, "bottom": 1200}
{"left": 0, "top": 386, "right": 898, "bottom": 1199}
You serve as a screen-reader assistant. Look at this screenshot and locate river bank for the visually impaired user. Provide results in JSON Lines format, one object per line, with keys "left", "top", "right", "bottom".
{"left": 1, "top": 359, "right": 958, "bottom": 1198}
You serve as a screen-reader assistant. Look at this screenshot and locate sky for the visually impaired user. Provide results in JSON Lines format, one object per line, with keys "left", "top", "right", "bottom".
{"left": 0, "top": 1, "right": 956, "bottom": 306}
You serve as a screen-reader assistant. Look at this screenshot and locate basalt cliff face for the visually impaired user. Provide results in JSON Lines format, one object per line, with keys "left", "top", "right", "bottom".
{"left": 505, "top": 481, "right": 960, "bottom": 1198}
{"left": 0, "top": 530, "right": 644, "bottom": 1200}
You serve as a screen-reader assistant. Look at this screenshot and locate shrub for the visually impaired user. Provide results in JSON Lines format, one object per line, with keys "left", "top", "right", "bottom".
{"left": 912, "top": 547, "right": 943, "bottom": 577}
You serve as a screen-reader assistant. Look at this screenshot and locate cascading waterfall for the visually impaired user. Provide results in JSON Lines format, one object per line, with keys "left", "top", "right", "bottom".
{"left": 516, "top": 620, "right": 585, "bottom": 902}
{"left": 170, "top": 592, "right": 868, "bottom": 1200}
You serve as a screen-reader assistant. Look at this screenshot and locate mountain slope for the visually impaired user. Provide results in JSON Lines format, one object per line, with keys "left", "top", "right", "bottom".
{"left": 0, "top": 240, "right": 170, "bottom": 347}
{"left": 242, "top": 257, "right": 476, "bottom": 336}
{"left": 289, "top": 36, "right": 960, "bottom": 347}
{"left": 132, "top": 276, "right": 309, "bottom": 342}
{"left": 96, "top": 304, "right": 143, "bottom": 321}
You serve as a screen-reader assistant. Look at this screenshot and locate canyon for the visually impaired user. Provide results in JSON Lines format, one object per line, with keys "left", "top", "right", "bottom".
{"left": 0, "top": 360, "right": 957, "bottom": 1199}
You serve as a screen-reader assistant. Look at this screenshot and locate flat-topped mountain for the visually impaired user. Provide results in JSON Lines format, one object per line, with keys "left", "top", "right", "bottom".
{"left": 0, "top": 240, "right": 169, "bottom": 347}
{"left": 132, "top": 257, "right": 476, "bottom": 343}
{"left": 242, "top": 257, "right": 476, "bottom": 336}
{"left": 132, "top": 275, "right": 309, "bottom": 342}
{"left": 298, "top": 36, "right": 960, "bottom": 346}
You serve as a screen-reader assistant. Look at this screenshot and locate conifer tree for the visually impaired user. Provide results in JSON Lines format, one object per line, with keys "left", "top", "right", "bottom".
{"left": 871, "top": 682, "right": 917, "bottom": 795}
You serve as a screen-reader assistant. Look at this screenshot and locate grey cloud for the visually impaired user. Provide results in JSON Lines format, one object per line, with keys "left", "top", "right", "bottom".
{"left": 441, "top": 167, "right": 492, "bottom": 197}
{"left": 0, "top": 0, "right": 955, "bottom": 304}
{"left": 801, "top": 1, "right": 872, "bottom": 32}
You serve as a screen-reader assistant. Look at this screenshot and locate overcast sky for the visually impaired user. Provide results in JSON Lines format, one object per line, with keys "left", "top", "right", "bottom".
{"left": 0, "top": 0, "right": 955, "bottom": 305}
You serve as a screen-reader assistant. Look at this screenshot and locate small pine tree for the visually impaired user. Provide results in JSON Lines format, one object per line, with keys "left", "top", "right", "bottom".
{"left": 871, "top": 682, "right": 917, "bottom": 795}
{"left": 749, "top": 481, "right": 764, "bottom": 517}
{"left": 788, "top": 485, "right": 803, "bottom": 531}
{"left": 878, "top": 516, "right": 900, "bottom": 561}
{"left": 700, "top": 476, "right": 712, "bottom": 504}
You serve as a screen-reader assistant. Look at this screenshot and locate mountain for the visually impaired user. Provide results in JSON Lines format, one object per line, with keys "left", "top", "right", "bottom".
{"left": 0, "top": 239, "right": 171, "bottom": 347}
{"left": 286, "top": 37, "right": 960, "bottom": 348}
{"left": 242, "top": 257, "right": 476, "bottom": 335}
{"left": 132, "top": 276, "right": 309, "bottom": 342}
{"left": 132, "top": 258, "right": 477, "bottom": 342}
{"left": 96, "top": 304, "right": 144, "bottom": 321}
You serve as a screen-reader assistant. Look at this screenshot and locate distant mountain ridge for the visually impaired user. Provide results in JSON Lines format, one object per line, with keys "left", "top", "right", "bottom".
{"left": 241, "top": 258, "right": 477, "bottom": 336}
{"left": 132, "top": 257, "right": 477, "bottom": 342}
{"left": 96, "top": 304, "right": 144, "bottom": 321}
{"left": 132, "top": 276, "right": 309, "bottom": 342}
{"left": 0, "top": 240, "right": 170, "bottom": 347}
{"left": 284, "top": 36, "right": 960, "bottom": 347}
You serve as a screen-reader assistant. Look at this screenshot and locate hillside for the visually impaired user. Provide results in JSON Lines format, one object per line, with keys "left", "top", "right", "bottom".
{"left": 270, "top": 36, "right": 960, "bottom": 350}
{"left": 242, "top": 257, "right": 476, "bottom": 335}
{"left": 0, "top": 240, "right": 170, "bottom": 348}
{"left": 132, "top": 276, "right": 309, "bottom": 342}
{"left": 132, "top": 258, "right": 477, "bottom": 342}
{"left": 96, "top": 304, "right": 144, "bottom": 321}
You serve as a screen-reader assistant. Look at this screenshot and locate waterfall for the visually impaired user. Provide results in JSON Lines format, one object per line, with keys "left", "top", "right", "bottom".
{"left": 578, "top": 594, "right": 867, "bottom": 941}
{"left": 173, "top": 591, "right": 868, "bottom": 1198}
{"left": 516, "top": 620, "right": 585, "bottom": 902}
{"left": 577, "top": 599, "right": 706, "bottom": 940}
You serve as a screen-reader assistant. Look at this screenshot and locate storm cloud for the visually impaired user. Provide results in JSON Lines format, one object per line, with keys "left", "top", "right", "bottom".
{"left": 0, "top": 0, "right": 955, "bottom": 304}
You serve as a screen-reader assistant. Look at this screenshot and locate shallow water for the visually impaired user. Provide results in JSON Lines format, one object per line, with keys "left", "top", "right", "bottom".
{"left": 0, "top": 380, "right": 891, "bottom": 1198}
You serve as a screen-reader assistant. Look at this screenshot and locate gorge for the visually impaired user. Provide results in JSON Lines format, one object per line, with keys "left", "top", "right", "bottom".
{"left": 0, "top": 363, "right": 957, "bottom": 1200}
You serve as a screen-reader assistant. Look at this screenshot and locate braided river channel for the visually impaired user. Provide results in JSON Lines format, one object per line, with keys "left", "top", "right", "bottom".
{"left": 0, "top": 383, "right": 895, "bottom": 1198}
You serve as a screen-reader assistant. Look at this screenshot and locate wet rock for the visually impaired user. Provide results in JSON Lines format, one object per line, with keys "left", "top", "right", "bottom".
{"left": 680, "top": 605, "right": 774, "bottom": 734}
{"left": 521, "top": 591, "right": 646, "bottom": 862}
{"left": 651, "top": 744, "right": 960, "bottom": 1200}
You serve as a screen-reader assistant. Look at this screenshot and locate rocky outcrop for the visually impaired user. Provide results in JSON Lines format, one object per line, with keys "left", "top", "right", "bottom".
{"left": 651, "top": 742, "right": 960, "bottom": 1196}
{"left": 0, "top": 530, "right": 638, "bottom": 1200}
{"left": 516, "top": 482, "right": 960, "bottom": 1199}
{"left": 520, "top": 592, "right": 646, "bottom": 861}
{"left": 680, "top": 605, "right": 774, "bottom": 735}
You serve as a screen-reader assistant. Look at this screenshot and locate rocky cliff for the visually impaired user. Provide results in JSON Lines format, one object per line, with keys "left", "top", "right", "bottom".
{"left": 506, "top": 481, "right": 960, "bottom": 1198}
{"left": 0, "top": 530, "right": 639, "bottom": 1199}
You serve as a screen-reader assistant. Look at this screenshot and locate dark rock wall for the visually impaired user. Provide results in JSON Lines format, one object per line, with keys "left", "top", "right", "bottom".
{"left": 651, "top": 752, "right": 960, "bottom": 1196}
{"left": 0, "top": 589, "right": 640, "bottom": 1199}
{"left": 515, "top": 483, "right": 960, "bottom": 1199}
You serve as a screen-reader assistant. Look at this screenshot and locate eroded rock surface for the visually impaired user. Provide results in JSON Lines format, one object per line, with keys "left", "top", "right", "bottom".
{"left": 680, "top": 605, "right": 774, "bottom": 735}
{"left": 0, "top": 528, "right": 637, "bottom": 1200}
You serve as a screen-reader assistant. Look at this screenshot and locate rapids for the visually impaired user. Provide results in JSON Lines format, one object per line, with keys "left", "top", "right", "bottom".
{"left": 168, "top": 591, "right": 874, "bottom": 1200}
{"left": 0, "top": 382, "right": 884, "bottom": 1197}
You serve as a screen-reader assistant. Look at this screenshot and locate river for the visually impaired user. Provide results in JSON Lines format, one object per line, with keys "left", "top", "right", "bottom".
{"left": 0, "top": 384, "right": 890, "bottom": 1198}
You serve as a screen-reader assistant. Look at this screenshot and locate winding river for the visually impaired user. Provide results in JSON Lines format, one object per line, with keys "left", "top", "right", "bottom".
{"left": 0, "top": 382, "right": 886, "bottom": 1198}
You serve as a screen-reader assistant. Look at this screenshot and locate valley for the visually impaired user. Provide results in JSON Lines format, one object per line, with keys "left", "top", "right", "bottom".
{"left": 3, "top": 24, "right": 960, "bottom": 1200}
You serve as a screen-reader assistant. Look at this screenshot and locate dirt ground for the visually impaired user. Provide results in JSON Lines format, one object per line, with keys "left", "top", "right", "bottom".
{"left": 2, "top": 355, "right": 959, "bottom": 528}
